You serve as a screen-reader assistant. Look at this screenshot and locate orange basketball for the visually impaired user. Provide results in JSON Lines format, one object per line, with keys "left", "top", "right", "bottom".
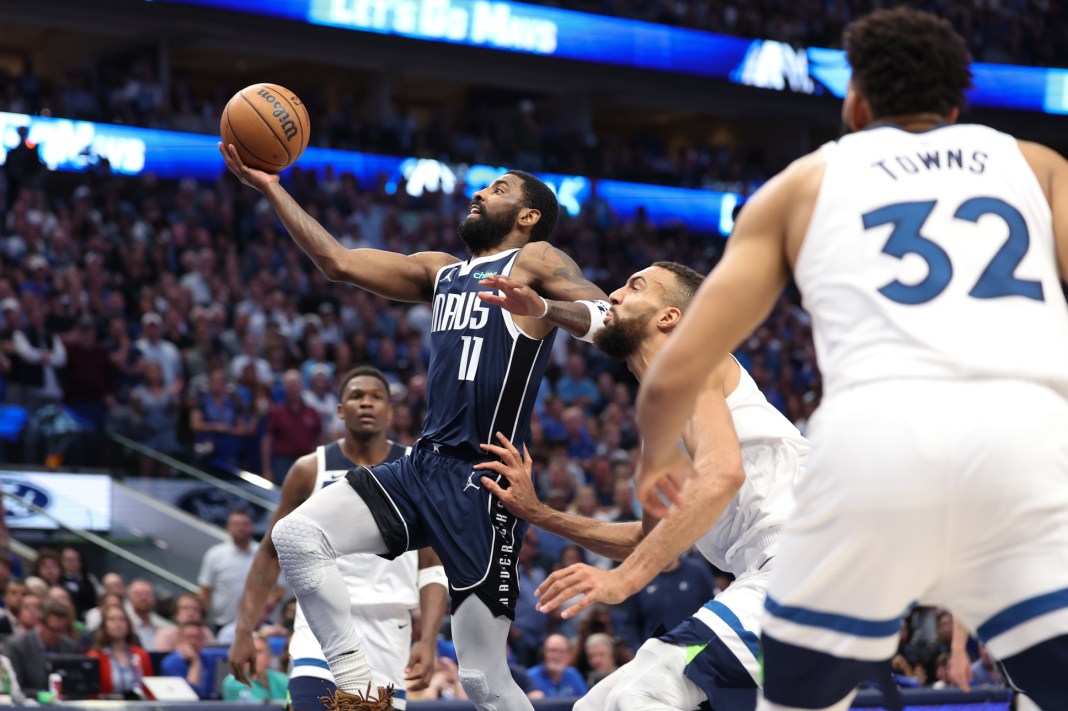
{"left": 220, "top": 83, "right": 310, "bottom": 172}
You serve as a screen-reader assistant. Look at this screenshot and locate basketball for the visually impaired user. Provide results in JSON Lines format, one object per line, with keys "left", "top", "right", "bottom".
{"left": 220, "top": 83, "right": 310, "bottom": 172}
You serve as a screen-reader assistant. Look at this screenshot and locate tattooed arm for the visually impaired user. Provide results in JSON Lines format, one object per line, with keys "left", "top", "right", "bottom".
{"left": 502, "top": 243, "right": 608, "bottom": 339}
{"left": 220, "top": 143, "right": 456, "bottom": 303}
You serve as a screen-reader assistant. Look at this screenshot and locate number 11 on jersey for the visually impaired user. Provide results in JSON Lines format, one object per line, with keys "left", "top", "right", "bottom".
{"left": 458, "top": 336, "right": 484, "bottom": 381}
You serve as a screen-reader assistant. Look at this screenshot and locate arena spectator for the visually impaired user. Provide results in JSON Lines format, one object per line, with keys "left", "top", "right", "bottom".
{"left": 135, "top": 312, "right": 182, "bottom": 386}
{"left": 527, "top": 633, "right": 589, "bottom": 698}
{"left": 582, "top": 632, "right": 619, "bottom": 686}
{"left": 0, "top": 579, "right": 24, "bottom": 634}
{"left": 3, "top": 126, "right": 44, "bottom": 203}
{"left": 618, "top": 555, "right": 717, "bottom": 651}
{"left": 159, "top": 621, "right": 216, "bottom": 699}
{"left": 198, "top": 508, "right": 273, "bottom": 630}
{"left": 30, "top": 549, "right": 61, "bottom": 588}
{"left": 971, "top": 644, "right": 1006, "bottom": 687}
{"left": 85, "top": 573, "right": 126, "bottom": 631}
{"left": 261, "top": 370, "right": 320, "bottom": 483}
{"left": 130, "top": 360, "right": 182, "bottom": 474}
{"left": 556, "top": 354, "right": 599, "bottom": 412}
{"left": 190, "top": 368, "right": 248, "bottom": 467}
{"left": 124, "top": 579, "right": 173, "bottom": 652}
{"left": 87, "top": 604, "right": 152, "bottom": 698}
{"left": 58, "top": 547, "right": 99, "bottom": 620}
{"left": 221, "top": 635, "right": 287, "bottom": 701}
{"left": 4, "top": 599, "right": 78, "bottom": 694}
{"left": 10, "top": 297, "right": 66, "bottom": 408}
{"left": 153, "top": 593, "right": 216, "bottom": 653}
{"left": 13, "top": 592, "right": 40, "bottom": 637}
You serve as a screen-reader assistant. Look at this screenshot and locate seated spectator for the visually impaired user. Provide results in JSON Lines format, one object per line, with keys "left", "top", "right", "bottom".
{"left": 582, "top": 632, "right": 620, "bottom": 686}
{"left": 85, "top": 573, "right": 126, "bottom": 631}
{"left": 87, "top": 604, "right": 152, "bottom": 698}
{"left": 262, "top": 370, "right": 321, "bottom": 483}
{"left": 619, "top": 556, "right": 716, "bottom": 651}
{"left": 31, "top": 548, "right": 62, "bottom": 589}
{"left": 159, "top": 621, "right": 216, "bottom": 699}
{"left": 45, "top": 585, "right": 85, "bottom": 640}
{"left": 124, "top": 579, "right": 173, "bottom": 652}
{"left": 0, "top": 579, "right": 25, "bottom": 634}
{"left": 4, "top": 599, "right": 78, "bottom": 694}
{"left": 527, "top": 633, "right": 588, "bottom": 698}
{"left": 221, "top": 635, "right": 287, "bottom": 701}
{"left": 556, "top": 354, "right": 599, "bottom": 412}
{"left": 154, "top": 593, "right": 215, "bottom": 653}
{"left": 13, "top": 592, "right": 40, "bottom": 636}
{"left": 59, "top": 547, "right": 99, "bottom": 621}
{"left": 80, "top": 592, "right": 123, "bottom": 647}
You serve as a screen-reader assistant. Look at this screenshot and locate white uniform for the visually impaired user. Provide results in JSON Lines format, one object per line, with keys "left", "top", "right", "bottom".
{"left": 289, "top": 442, "right": 420, "bottom": 707}
{"left": 578, "top": 359, "right": 807, "bottom": 711}
{"left": 766, "top": 124, "right": 1068, "bottom": 666}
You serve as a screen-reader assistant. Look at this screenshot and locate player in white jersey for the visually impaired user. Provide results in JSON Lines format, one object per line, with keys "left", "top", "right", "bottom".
{"left": 228, "top": 367, "right": 448, "bottom": 710}
{"left": 474, "top": 262, "right": 808, "bottom": 710}
{"left": 635, "top": 8, "right": 1068, "bottom": 710}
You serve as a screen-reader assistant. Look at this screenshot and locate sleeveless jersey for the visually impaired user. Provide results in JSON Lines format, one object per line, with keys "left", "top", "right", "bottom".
{"left": 694, "top": 359, "right": 808, "bottom": 576}
{"left": 295, "top": 439, "right": 418, "bottom": 616}
{"left": 420, "top": 248, "right": 557, "bottom": 455}
{"left": 796, "top": 124, "right": 1068, "bottom": 399}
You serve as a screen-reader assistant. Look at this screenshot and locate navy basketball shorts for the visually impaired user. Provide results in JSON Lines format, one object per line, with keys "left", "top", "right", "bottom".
{"left": 346, "top": 443, "right": 527, "bottom": 619}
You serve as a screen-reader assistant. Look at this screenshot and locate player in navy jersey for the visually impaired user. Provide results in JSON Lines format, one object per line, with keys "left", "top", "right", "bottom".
{"left": 227, "top": 367, "right": 447, "bottom": 711}
{"left": 221, "top": 144, "right": 609, "bottom": 710}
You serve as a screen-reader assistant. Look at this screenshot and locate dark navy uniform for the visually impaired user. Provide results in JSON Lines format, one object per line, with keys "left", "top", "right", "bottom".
{"left": 347, "top": 248, "right": 556, "bottom": 618}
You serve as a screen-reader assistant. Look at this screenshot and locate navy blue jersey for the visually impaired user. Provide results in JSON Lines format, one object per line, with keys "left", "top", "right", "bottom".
{"left": 420, "top": 248, "right": 556, "bottom": 456}
{"left": 315, "top": 439, "right": 409, "bottom": 489}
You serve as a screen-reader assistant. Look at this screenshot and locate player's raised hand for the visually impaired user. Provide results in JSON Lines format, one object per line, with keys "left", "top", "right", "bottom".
{"left": 218, "top": 143, "right": 279, "bottom": 193}
{"left": 477, "top": 275, "right": 547, "bottom": 317}
{"left": 535, "top": 563, "right": 630, "bottom": 619}
{"left": 636, "top": 446, "right": 694, "bottom": 518}
{"left": 226, "top": 632, "right": 258, "bottom": 687}
{"left": 405, "top": 639, "right": 435, "bottom": 691}
{"left": 476, "top": 432, "right": 543, "bottom": 520}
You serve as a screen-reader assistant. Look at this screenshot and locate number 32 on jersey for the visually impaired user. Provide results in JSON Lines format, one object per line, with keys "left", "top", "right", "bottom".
{"left": 863, "top": 196, "right": 1045, "bottom": 305}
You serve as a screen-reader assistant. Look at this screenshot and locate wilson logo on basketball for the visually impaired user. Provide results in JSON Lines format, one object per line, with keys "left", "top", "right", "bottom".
{"left": 255, "top": 88, "right": 299, "bottom": 141}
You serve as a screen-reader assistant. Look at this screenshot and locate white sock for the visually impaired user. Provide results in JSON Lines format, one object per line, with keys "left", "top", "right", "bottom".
{"left": 328, "top": 647, "right": 372, "bottom": 693}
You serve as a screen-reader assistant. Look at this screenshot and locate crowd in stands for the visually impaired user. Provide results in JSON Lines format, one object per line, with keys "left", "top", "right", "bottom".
{"left": 0, "top": 59, "right": 771, "bottom": 192}
{"left": 533, "top": 0, "right": 1068, "bottom": 67}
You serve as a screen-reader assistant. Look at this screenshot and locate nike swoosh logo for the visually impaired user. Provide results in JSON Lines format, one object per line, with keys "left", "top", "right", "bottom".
{"left": 398, "top": 622, "right": 410, "bottom": 629}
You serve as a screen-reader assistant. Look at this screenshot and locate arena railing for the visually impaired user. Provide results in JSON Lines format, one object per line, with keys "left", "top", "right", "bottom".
{"left": 109, "top": 432, "right": 276, "bottom": 514}
{"left": 1, "top": 488, "right": 199, "bottom": 594}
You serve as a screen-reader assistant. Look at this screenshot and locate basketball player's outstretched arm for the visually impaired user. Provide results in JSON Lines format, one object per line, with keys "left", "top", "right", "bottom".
{"left": 227, "top": 454, "right": 315, "bottom": 685}
{"left": 636, "top": 159, "right": 807, "bottom": 515}
{"left": 476, "top": 434, "right": 645, "bottom": 560}
{"left": 477, "top": 245, "right": 608, "bottom": 339}
{"left": 220, "top": 144, "right": 457, "bottom": 303}
{"left": 537, "top": 367, "right": 746, "bottom": 618}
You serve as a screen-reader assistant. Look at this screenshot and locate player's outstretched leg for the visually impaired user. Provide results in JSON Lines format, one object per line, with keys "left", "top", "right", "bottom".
{"left": 451, "top": 596, "right": 534, "bottom": 711}
{"left": 598, "top": 639, "right": 707, "bottom": 711}
{"left": 272, "top": 481, "right": 390, "bottom": 695}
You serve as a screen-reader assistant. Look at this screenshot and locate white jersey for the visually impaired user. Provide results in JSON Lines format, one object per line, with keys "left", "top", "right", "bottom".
{"left": 796, "top": 123, "right": 1068, "bottom": 399}
{"left": 290, "top": 441, "right": 419, "bottom": 682}
{"left": 694, "top": 359, "right": 808, "bottom": 576}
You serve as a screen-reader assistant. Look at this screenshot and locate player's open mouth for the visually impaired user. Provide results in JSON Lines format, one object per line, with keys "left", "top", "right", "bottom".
{"left": 469, "top": 205, "right": 481, "bottom": 214}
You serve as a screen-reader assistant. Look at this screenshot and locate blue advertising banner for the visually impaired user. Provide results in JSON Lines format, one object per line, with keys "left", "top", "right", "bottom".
{"left": 0, "top": 111, "right": 741, "bottom": 234}
{"left": 151, "top": 0, "right": 1068, "bottom": 114}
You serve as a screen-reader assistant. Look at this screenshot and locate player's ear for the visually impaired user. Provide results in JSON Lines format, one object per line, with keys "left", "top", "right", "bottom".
{"left": 658, "top": 306, "right": 682, "bottom": 332}
{"left": 945, "top": 106, "right": 961, "bottom": 124}
{"left": 518, "top": 207, "right": 541, "bottom": 229}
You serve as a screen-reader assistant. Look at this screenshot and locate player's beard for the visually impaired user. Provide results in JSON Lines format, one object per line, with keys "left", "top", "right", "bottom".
{"left": 458, "top": 204, "right": 520, "bottom": 253}
{"left": 593, "top": 308, "right": 654, "bottom": 359}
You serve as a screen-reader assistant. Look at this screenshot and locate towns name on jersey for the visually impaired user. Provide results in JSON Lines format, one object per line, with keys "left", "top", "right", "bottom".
{"left": 872, "top": 148, "right": 988, "bottom": 181}
{"left": 433, "top": 290, "right": 490, "bottom": 332}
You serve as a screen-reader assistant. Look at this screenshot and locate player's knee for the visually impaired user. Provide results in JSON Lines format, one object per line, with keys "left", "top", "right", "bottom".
{"left": 272, "top": 513, "right": 332, "bottom": 595}
{"left": 458, "top": 669, "right": 498, "bottom": 711}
